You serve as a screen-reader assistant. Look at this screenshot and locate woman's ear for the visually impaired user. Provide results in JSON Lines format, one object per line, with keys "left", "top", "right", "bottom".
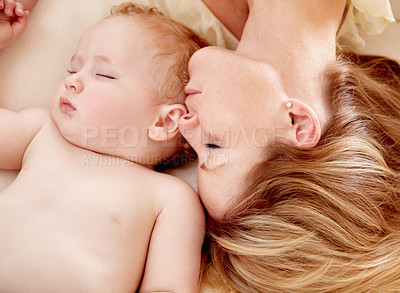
{"left": 284, "top": 99, "right": 321, "bottom": 149}
{"left": 148, "top": 104, "right": 187, "bottom": 142}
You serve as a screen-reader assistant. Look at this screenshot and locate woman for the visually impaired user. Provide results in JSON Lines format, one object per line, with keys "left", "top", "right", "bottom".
{"left": 177, "top": 0, "right": 400, "bottom": 291}
{"left": 180, "top": 0, "right": 347, "bottom": 217}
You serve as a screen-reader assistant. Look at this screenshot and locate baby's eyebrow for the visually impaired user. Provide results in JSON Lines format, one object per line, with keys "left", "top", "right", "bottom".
{"left": 70, "top": 54, "right": 82, "bottom": 64}
{"left": 93, "top": 55, "right": 113, "bottom": 64}
{"left": 69, "top": 54, "right": 113, "bottom": 65}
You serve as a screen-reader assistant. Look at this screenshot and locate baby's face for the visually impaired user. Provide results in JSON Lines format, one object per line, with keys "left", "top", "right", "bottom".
{"left": 51, "top": 16, "right": 162, "bottom": 160}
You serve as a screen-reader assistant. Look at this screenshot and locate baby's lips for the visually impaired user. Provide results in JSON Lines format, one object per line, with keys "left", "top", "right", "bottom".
{"left": 59, "top": 97, "right": 76, "bottom": 112}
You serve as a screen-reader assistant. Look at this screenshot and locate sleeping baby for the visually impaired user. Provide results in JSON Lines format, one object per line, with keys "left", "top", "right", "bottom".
{"left": 0, "top": 1, "right": 206, "bottom": 292}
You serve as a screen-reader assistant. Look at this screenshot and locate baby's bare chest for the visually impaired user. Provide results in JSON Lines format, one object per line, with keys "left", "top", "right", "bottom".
{"left": 0, "top": 154, "right": 157, "bottom": 292}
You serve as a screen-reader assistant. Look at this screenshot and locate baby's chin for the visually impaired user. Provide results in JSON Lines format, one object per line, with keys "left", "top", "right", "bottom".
{"left": 58, "top": 127, "right": 87, "bottom": 150}
{"left": 50, "top": 115, "right": 89, "bottom": 151}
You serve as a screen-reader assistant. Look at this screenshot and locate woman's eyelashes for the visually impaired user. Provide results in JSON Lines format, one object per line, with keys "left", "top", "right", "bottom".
{"left": 205, "top": 142, "right": 221, "bottom": 149}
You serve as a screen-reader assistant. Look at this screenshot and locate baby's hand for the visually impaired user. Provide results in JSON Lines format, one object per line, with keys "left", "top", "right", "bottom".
{"left": 0, "top": 0, "right": 29, "bottom": 50}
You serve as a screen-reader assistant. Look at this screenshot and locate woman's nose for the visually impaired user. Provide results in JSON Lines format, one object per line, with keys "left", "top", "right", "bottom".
{"left": 64, "top": 74, "right": 83, "bottom": 92}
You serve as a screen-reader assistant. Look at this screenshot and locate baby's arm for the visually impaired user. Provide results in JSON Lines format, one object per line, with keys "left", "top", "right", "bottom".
{"left": 0, "top": 0, "right": 30, "bottom": 49}
{"left": 0, "top": 108, "right": 47, "bottom": 170}
{"left": 139, "top": 179, "right": 205, "bottom": 292}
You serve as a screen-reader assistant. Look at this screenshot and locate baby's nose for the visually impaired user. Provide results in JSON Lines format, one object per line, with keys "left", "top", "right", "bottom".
{"left": 64, "top": 75, "right": 83, "bottom": 92}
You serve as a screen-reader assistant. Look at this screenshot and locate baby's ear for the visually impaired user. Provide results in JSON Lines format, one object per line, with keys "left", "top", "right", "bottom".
{"left": 284, "top": 99, "right": 321, "bottom": 149}
{"left": 148, "top": 104, "right": 187, "bottom": 142}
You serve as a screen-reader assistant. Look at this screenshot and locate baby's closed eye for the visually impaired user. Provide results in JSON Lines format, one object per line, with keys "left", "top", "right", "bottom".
{"left": 95, "top": 73, "right": 116, "bottom": 79}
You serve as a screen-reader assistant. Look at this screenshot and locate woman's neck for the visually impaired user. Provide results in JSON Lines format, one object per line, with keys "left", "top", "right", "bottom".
{"left": 238, "top": 0, "right": 346, "bottom": 60}
{"left": 237, "top": 0, "right": 346, "bottom": 126}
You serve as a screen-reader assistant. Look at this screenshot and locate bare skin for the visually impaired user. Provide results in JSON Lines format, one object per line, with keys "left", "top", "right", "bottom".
{"left": 238, "top": 0, "right": 347, "bottom": 102}
{"left": 0, "top": 0, "right": 30, "bottom": 49}
{"left": 201, "top": 0, "right": 249, "bottom": 39}
{"left": 0, "top": 0, "right": 38, "bottom": 12}
{"left": 178, "top": 0, "right": 348, "bottom": 218}
{"left": 0, "top": 110, "right": 204, "bottom": 293}
{"left": 0, "top": 3, "right": 205, "bottom": 292}
{"left": 201, "top": 0, "right": 347, "bottom": 127}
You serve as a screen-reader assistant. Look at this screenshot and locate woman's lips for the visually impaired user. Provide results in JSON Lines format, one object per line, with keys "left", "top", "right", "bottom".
{"left": 59, "top": 97, "right": 76, "bottom": 112}
{"left": 184, "top": 87, "right": 200, "bottom": 95}
{"left": 184, "top": 87, "right": 200, "bottom": 100}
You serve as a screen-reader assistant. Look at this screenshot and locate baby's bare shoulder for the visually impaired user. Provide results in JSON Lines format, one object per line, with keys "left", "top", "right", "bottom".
{"left": 110, "top": 167, "right": 201, "bottom": 218}
{"left": 151, "top": 171, "right": 196, "bottom": 196}
{"left": 157, "top": 173, "right": 203, "bottom": 216}
{"left": 136, "top": 170, "right": 199, "bottom": 206}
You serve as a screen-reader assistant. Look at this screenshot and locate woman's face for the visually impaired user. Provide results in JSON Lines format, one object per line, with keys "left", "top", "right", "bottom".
{"left": 179, "top": 47, "right": 288, "bottom": 219}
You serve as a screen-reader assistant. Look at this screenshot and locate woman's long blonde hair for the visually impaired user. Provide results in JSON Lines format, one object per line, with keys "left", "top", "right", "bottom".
{"left": 201, "top": 53, "right": 400, "bottom": 292}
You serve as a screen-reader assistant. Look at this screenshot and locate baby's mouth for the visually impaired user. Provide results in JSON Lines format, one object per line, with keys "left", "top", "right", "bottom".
{"left": 59, "top": 97, "right": 76, "bottom": 112}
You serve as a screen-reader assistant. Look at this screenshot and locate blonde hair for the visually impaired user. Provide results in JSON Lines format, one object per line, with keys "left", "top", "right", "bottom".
{"left": 110, "top": 2, "right": 207, "bottom": 168}
{"left": 110, "top": 2, "right": 209, "bottom": 104}
{"left": 201, "top": 54, "right": 400, "bottom": 292}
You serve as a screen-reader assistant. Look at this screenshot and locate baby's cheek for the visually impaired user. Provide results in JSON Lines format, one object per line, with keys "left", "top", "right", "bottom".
{"left": 51, "top": 84, "right": 65, "bottom": 102}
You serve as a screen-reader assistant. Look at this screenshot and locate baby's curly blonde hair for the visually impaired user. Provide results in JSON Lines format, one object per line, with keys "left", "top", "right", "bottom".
{"left": 109, "top": 2, "right": 208, "bottom": 168}
{"left": 110, "top": 2, "right": 208, "bottom": 104}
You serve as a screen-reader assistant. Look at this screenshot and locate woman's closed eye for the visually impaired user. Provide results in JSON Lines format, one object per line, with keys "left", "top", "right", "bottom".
{"left": 201, "top": 142, "right": 227, "bottom": 170}
{"left": 67, "top": 69, "right": 76, "bottom": 75}
{"left": 206, "top": 142, "right": 221, "bottom": 149}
